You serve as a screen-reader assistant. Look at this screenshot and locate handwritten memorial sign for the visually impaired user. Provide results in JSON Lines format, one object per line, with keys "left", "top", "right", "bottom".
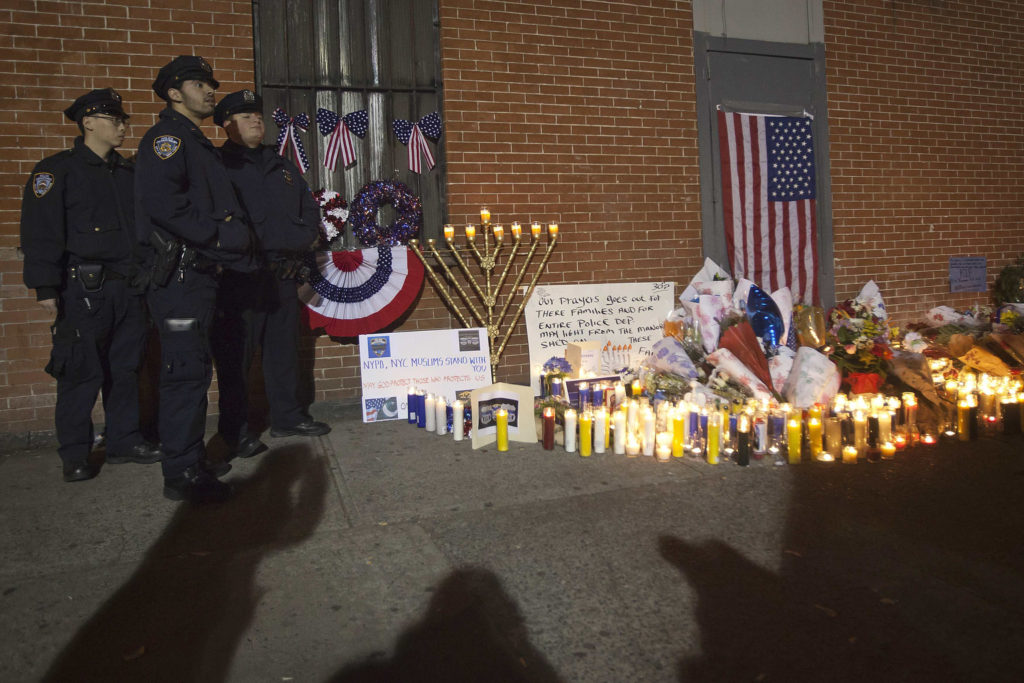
{"left": 359, "top": 328, "right": 491, "bottom": 423}
{"left": 949, "top": 257, "right": 987, "bottom": 293}
{"left": 525, "top": 281, "right": 676, "bottom": 391}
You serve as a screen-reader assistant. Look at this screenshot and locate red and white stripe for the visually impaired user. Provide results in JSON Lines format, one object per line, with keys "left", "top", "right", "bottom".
{"left": 718, "top": 110, "right": 818, "bottom": 304}
{"left": 324, "top": 121, "right": 356, "bottom": 172}
{"left": 407, "top": 124, "right": 435, "bottom": 174}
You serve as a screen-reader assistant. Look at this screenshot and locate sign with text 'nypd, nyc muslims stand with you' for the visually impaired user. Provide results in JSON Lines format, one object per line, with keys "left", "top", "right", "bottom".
{"left": 358, "top": 328, "right": 492, "bottom": 422}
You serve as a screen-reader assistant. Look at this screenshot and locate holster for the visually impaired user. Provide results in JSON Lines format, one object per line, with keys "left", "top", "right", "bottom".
{"left": 149, "top": 231, "right": 182, "bottom": 287}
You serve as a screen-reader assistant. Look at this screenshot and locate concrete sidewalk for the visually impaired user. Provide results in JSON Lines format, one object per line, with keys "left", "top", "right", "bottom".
{"left": 2, "top": 408, "right": 1024, "bottom": 682}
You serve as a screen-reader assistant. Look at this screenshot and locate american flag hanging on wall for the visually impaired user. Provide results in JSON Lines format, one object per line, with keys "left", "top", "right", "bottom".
{"left": 717, "top": 109, "right": 819, "bottom": 304}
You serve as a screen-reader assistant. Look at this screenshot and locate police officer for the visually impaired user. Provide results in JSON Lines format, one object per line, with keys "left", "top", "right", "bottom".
{"left": 136, "top": 56, "right": 255, "bottom": 503}
{"left": 212, "top": 89, "right": 331, "bottom": 452}
{"left": 19, "top": 88, "right": 162, "bottom": 483}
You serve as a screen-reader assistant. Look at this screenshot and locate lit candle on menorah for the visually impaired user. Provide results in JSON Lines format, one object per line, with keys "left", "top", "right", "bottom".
{"left": 408, "top": 208, "right": 560, "bottom": 381}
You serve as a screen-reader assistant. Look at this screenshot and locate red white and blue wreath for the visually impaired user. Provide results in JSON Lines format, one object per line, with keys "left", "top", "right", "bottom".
{"left": 349, "top": 179, "right": 422, "bottom": 247}
{"left": 300, "top": 181, "right": 424, "bottom": 337}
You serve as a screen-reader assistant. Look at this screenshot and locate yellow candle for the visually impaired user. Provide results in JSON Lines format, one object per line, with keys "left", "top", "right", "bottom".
{"left": 957, "top": 399, "right": 970, "bottom": 441}
{"left": 707, "top": 411, "right": 721, "bottom": 465}
{"left": 511, "top": 222, "right": 522, "bottom": 239}
{"left": 480, "top": 207, "right": 491, "bottom": 223}
{"left": 880, "top": 441, "right": 896, "bottom": 460}
{"left": 465, "top": 224, "right": 476, "bottom": 240}
{"left": 842, "top": 445, "right": 858, "bottom": 464}
{"left": 787, "top": 418, "right": 802, "bottom": 465}
{"left": 492, "top": 224, "right": 504, "bottom": 241}
{"left": 808, "top": 403, "right": 823, "bottom": 422}
{"left": 579, "top": 411, "right": 593, "bottom": 457}
{"left": 548, "top": 223, "right": 559, "bottom": 237}
{"left": 807, "top": 417, "right": 822, "bottom": 459}
{"left": 443, "top": 224, "right": 454, "bottom": 241}
{"left": 631, "top": 379, "right": 642, "bottom": 398}
{"left": 671, "top": 410, "right": 685, "bottom": 458}
{"left": 531, "top": 222, "right": 542, "bottom": 239}
{"left": 495, "top": 408, "right": 509, "bottom": 452}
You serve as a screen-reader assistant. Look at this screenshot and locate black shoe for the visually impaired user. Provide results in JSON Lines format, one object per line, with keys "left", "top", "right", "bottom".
{"left": 234, "top": 434, "right": 269, "bottom": 459}
{"left": 202, "top": 458, "right": 232, "bottom": 477}
{"left": 63, "top": 462, "right": 100, "bottom": 483}
{"left": 270, "top": 419, "right": 331, "bottom": 437}
{"left": 163, "top": 466, "right": 231, "bottom": 503}
{"left": 106, "top": 441, "right": 164, "bottom": 465}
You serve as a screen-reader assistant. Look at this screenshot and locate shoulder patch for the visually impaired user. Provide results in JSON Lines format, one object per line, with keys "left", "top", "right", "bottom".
{"left": 32, "top": 172, "right": 54, "bottom": 198}
{"left": 153, "top": 135, "right": 181, "bottom": 160}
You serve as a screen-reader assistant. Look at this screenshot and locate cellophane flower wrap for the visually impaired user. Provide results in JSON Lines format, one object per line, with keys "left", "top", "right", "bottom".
{"left": 826, "top": 284, "right": 894, "bottom": 381}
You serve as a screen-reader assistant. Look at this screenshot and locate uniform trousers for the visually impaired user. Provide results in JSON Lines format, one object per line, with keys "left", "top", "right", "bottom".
{"left": 146, "top": 269, "right": 219, "bottom": 478}
{"left": 49, "top": 277, "right": 147, "bottom": 467}
{"left": 211, "top": 269, "right": 305, "bottom": 443}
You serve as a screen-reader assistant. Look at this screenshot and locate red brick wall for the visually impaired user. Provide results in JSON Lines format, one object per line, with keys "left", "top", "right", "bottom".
{"left": 4, "top": 0, "right": 1023, "bottom": 438}
{"left": 823, "top": 0, "right": 1024, "bottom": 313}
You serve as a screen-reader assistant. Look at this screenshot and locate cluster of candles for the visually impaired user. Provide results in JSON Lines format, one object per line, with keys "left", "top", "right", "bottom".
{"left": 406, "top": 387, "right": 473, "bottom": 442}
{"left": 539, "top": 379, "right": 943, "bottom": 465}
{"left": 928, "top": 362, "right": 1024, "bottom": 439}
{"left": 442, "top": 208, "right": 559, "bottom": 243}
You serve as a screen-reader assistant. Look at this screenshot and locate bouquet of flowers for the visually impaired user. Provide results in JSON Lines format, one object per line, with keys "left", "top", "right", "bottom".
{"left": 826, "top": 297, "right": 894, "bottom": 392}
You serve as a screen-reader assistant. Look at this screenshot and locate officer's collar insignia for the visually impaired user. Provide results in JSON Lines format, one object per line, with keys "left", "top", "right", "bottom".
{"left": 282, "top": 169, "right": 293, "bottom": 185}
{"left": 243, "top": 90, "right": 255, "bottom": 102}
{"left": 154, "top": 134, "right": 181, "bottom": 160}
{"left": 32, "top": 172, "right": 54, "bottom": 198}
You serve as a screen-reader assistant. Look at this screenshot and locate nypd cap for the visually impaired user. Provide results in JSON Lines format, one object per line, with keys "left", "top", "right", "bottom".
{"left": 152, "top": 55, "right": 220, "bottom": 101}
{"left": 63, "top": 88, "right": 129, "bottom": 122}
{"left": 213, "top": 89, "right": 262, "bottom": 127}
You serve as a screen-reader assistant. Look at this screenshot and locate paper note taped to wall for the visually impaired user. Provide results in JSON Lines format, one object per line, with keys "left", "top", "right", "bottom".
{"left": 524, "top": 281, "right": 676, "bottom": 393}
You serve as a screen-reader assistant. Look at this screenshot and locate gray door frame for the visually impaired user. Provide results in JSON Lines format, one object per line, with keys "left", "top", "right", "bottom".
{"left": 693, "top": 32, "right": 835, "bottom": 307}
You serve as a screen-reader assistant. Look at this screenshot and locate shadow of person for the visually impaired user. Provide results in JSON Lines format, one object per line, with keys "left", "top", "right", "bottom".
{"left": 42, "top": 446, "right": 329, "bottom": 683}
{"left": 659, "top": 535, "right": 842, "bottom": 682}
{"left": 329, "top": 567, "right": 563, "bottom": 683}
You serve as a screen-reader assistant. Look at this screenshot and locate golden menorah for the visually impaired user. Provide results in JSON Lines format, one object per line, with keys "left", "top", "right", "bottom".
{"left": 408, "top": 209, "right": 559, "bottom": 382}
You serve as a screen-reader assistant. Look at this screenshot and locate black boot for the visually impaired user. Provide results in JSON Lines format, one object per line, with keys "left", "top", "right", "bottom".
{"left": 163, "top": 465, "right": 231, "bottom": 503}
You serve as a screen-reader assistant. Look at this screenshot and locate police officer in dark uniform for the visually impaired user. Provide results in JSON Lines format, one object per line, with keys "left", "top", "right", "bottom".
{"left": 19, "top": 88, "right": 162, "bottom": 483}
{"left": 135, "top": 56, "right": 254, "bottom": 503}
{"left": 211, "top": 90, "right": 331, "bottom": 452}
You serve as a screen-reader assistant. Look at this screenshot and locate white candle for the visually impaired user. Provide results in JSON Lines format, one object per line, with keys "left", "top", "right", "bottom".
{"left": 627, "top": 400, "right": 639, "bottom": 435}
{"left": 878, "top": 410, "right": 891, "bottom": 445}
{"left": 564, "top": 408, "right": 577, "bottom": 453}
{"left": 424, "top": 394, "right": 436, "bottom": 431}
{"left": 594, "top": 409, "right": 607, "bottom": 454}
{"left": 435, "top": 396, "right": 447, "bottom": 435}
{"left": 625, "top": 436, "right": 641, "bottom": 457}
{"left": 614, "top": 382, "right": 626, "bottom": 410}
{"left": 612, "top": 410, "right": 626, "bottom": 454}
{"left": 452, "top": 400, "right": 464, "bottom": 441}
{"left": 642, "top": 409, "right": 656, "bottom": 456}
{"left": 655, "top": 443, "right": 672, "bottom": 462}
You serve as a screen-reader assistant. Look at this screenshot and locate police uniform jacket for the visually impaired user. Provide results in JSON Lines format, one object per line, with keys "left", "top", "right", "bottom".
{"left": 219, "top": 141, "right": 320, "bottom": 258}
{"left": 20, "top": 137, "right": 137, "bottom": 301}
{"left": 135, "top": 107, "right": 254, "bottom": 270}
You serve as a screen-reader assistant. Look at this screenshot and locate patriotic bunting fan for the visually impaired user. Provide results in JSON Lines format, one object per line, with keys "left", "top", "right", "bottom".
{"left": 299, "top": 247, "right": 424, "bottom": 338}
{"left": 393, "top": 112, "right": 442, "bottom": 173}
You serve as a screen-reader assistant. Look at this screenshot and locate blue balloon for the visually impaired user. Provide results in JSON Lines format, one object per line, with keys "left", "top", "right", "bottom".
{"left": 745, "top": 284, "right": 785, "bottom": 353}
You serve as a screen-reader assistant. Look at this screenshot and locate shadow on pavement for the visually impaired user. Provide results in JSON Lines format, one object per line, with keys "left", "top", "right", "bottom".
{"left": 329, "top": 567, "right": 563, "bottom": 683}
{"left": 661, "top": 436, "right": 1024, "bottom": 682}
{"left": 42, "top": 445, "right": 328, "bottom": 683}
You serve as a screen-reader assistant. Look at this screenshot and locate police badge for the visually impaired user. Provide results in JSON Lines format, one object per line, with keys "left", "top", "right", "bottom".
{"left": 154, "top": 135, "right": 181, "bottom": 160}
{"left": 32, "top": 172, "right": 54, "bottom": 198}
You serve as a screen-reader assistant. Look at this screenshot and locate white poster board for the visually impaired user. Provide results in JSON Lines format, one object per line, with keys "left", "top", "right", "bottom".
{"left": 525, "top": 282, "right": 676, "bottom": 392}
{"left": 359, "top": 328, "right": 492, "bottom": 422}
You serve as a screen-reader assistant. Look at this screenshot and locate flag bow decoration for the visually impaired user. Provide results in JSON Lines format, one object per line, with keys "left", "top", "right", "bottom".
{"left": 299, "top": 247, "right": 424, "bottom": 338}
{"left": 392, "top": 112, "right": 442, "bottom": 173}
{"left": 315, "top": 108, "right": 369, "bottom": 171}
{"left": 272, "top": 107, "right": 311, "bottom": 174}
